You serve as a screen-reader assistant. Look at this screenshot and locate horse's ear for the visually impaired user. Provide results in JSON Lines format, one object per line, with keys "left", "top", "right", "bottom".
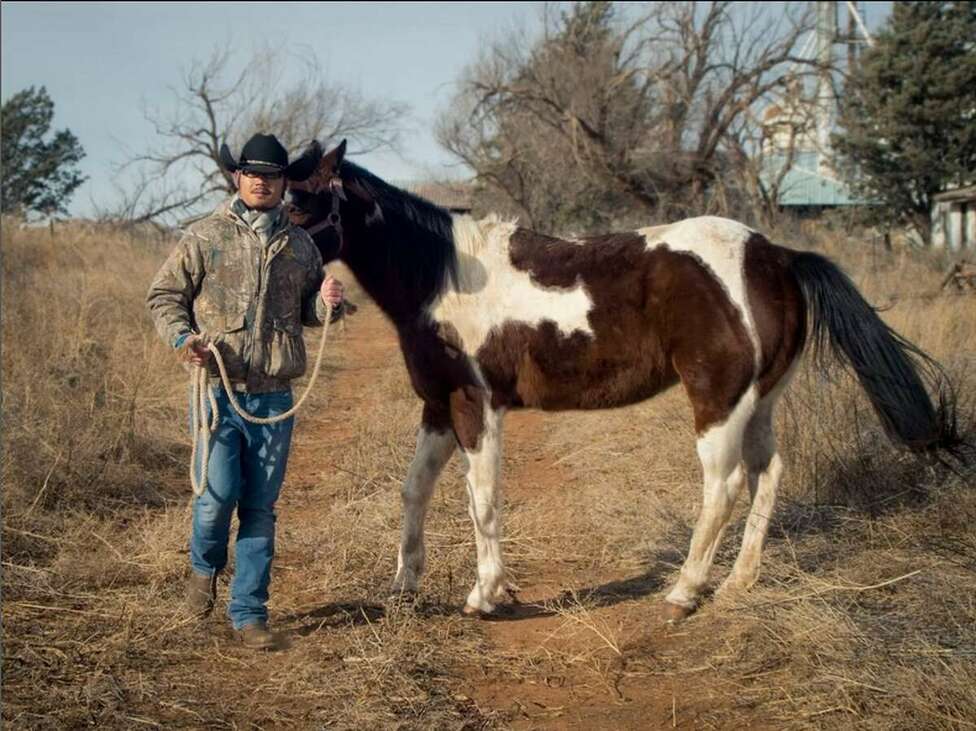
{"left": 320, "top": 139, "right": 347, "bottom": 174}
{"left": 286, "top": 140, "right": 323, "bottom": 182}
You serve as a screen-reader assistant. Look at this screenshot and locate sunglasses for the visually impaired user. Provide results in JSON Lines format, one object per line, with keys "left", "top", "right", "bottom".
{"left": 241, "top": 169, "right": 283, "bottom": 181}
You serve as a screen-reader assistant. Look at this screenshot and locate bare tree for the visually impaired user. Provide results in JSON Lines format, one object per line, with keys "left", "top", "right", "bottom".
{"left": 724, "top": 78, "right": 820, "bottom": 225}
{"left": 438, "top": 1, "right": 826, "bottom": 232}
{"left": 106, "top": 44, "right": 408, "bottom": 226}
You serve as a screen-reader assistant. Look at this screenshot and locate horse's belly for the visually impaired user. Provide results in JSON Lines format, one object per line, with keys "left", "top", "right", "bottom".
{"left": 516, "top": 357, "right": 679, "bottom": 411}
{"left": 475, "top": 320, "right": 675, "bottom": 410}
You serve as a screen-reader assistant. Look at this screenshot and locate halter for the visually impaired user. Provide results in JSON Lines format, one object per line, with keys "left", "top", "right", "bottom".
{"left": 304, "top": 179, "right": 345, "bottom": 252}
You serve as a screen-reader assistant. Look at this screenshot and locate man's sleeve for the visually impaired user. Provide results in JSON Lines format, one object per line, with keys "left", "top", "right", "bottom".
{"left": 146, "top": 233, "right": 206, "bottom": 348}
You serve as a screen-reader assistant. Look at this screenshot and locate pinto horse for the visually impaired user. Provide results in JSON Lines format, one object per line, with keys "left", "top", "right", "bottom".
{"left": 288, "top": 141, "right": 960, "bottom": 621}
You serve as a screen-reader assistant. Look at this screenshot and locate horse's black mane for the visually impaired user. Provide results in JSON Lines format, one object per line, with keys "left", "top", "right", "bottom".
{"left": 341, "top": 160, "right": 459, "bottom": 303}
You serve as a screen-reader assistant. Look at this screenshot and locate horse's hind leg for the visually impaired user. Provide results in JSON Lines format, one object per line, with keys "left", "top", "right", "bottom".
{"left": 664, "top": 388, "right": 757, "bottom": 620}
{"left": 391, "top": 412, "right": 457, "bottom": 596}
{"left": 721, "top": 390, "right": 786, "bottom": 593}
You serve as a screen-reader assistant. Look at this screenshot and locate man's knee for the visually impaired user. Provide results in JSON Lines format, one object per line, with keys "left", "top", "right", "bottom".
{"left": 194, "top": 493, "right": 235, "bottom": 530}
{"left": 237, "top": 505, "right": 277, "bottom": 535}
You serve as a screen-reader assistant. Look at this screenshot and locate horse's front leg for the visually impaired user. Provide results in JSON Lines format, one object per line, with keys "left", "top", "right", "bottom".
{"left": 450, "top": 388, "right": 509, "bottom": 615}
{"left": 391, "top": 410, "right": 456, "bottom": 596}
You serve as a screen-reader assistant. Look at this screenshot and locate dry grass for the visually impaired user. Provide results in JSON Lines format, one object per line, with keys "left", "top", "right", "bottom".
{"left": 3, "top": 216, "right": 976, "bottom": 729}
{"left": 1, "top": 220, "right": 497, "bottom": 729}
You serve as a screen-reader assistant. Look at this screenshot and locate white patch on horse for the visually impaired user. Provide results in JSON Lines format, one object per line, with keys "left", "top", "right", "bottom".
{"left": 392, "top": 426, "right": 456, "bottom": 594}
{"left": 667, "top": 384, "right": 759, "bottom": 610}
{"left": 640, "top": 216, "right": 762, "bottom": 371}
{"left": 721, "top": 358, "right": 799, "bottom": 593}
{"left": 450, "top": 363, "right": 508, "bottom": 614}
{"left": 430, "top": 215, "right": 595, "bottom": 354}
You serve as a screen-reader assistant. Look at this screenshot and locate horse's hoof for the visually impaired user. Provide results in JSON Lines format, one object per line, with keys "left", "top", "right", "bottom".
{"left": 716, "top": 581, "right": 747, "bottom": 598}
{"left": 386, "top": 589, "right": 418, "bottom": 609}
{"left": 662, "top": 601, "right": 696, "bottom": 623}
{"left": 461, "top": 603, "right": 486, "bottom": 618}
{"left": 717, "top": 574, "right": 756, "bottom": 597}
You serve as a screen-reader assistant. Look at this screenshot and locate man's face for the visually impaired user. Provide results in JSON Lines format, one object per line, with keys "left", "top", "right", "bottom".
{"left": 235, "top": 169, "right": 286, "bottom": 210}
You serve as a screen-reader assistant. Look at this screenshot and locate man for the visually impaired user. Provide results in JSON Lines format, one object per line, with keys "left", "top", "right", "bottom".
{"left": 147, "top": 133, "right": 343, "bottom": 650}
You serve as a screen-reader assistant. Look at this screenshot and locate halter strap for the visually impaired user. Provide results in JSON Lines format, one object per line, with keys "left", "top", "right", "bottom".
{"left": 304, "top": 189, "right": 343, "bottom": 249}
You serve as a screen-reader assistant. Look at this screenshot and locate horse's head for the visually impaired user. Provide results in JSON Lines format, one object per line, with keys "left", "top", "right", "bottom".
{"left": 288, "top": 141, "right": 458, "bottom": 313}
{"left": 287, "top": 139, "right": 380, "bottom": 263}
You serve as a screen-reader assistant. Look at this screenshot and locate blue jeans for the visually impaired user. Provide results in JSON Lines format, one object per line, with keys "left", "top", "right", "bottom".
{"left": 190, "top": 387, "right": 294, "bottom": 629}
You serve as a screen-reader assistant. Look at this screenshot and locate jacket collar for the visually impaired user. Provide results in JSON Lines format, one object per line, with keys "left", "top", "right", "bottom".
{"left": 218, "top": 196, "right": 289, "bottom": 242}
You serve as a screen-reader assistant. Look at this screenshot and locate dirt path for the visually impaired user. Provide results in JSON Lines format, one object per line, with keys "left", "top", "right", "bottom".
{"left": 466, "top": 409, "right": 711, "bottom": 730}
{"left": 275, "top": 297, "right": 720, "bottom": 729}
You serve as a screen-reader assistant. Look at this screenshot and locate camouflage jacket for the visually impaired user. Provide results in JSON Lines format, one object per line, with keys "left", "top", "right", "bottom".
{"left": 147, "top": 198, "right": 334, "bottom": 393}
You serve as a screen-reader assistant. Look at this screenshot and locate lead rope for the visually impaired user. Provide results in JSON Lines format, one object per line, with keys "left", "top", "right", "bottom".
{"left": 189, "top": 301, "right": 334, "bottom": 496}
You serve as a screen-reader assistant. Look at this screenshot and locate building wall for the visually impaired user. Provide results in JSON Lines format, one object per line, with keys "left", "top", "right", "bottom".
{"left": 932, "top": 199, "right": 976, "bottom": 250}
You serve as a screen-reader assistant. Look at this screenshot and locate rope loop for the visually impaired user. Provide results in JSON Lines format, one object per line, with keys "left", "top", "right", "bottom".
{"left": 189, "top": 302, "right": 334, "bottom": 496}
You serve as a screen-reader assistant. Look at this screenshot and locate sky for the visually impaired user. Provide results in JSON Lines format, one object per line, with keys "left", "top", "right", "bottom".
{"left": 2, "top": 1, "right": 892, "bottom": 220}
{"left": 1, "top": 1, "right": 546, "bottom": 218}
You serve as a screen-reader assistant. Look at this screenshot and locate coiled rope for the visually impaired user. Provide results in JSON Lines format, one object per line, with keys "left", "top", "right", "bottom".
{"left": 189, "top": 302, "right": 334, "bottom": 496}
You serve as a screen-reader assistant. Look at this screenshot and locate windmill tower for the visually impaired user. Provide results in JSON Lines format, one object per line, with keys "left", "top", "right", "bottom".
{"left": 758, "top": 1, "right": 876, "bottom": 211}
{"left": 814, "top": 1, "right": 874, "bottom": 175}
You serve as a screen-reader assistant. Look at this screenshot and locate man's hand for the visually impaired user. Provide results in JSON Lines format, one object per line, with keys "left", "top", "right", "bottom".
{"left": 320, "top": 274, "right": 344, "bottom": 308}
{"left": 180, "top": 335, "right": 211, "bottom": 367}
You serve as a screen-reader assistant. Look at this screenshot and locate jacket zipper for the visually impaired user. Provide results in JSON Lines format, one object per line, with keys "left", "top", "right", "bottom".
{"left": 246, "top": 227, "right": 290, "bottom": 388}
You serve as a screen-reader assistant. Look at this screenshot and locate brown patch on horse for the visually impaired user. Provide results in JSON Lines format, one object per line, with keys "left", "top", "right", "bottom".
{"left": 657, "top": 245, "right": 755, "bottom": 433}
{"left": 475, "top": 229, "right": 755, "bottom": 433}
{"left": 400, "top": 320, "right": 487, "bottom": 451}
{"left": 743, "top": 234, "right": 807, "bottom": 398}
{"left": 478, "top": 230, "right": 675, "bottom": 410}
{"left": 449, "top": 386, "right": 486, "bottom": 451}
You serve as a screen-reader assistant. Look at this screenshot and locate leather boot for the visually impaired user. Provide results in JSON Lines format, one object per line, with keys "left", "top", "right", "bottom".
{"left": 237, "top": 621, "right": 281, "bottom": 651}
{"left": 186, "top": 572, "right": 217, "bottom": 618}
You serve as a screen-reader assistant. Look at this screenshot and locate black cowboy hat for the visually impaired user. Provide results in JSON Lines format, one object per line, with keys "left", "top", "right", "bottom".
{"left": 219, "top": 133, "right": 320, "bottom": 181}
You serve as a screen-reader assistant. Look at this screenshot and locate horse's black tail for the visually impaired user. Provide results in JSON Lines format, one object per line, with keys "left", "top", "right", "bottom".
{"left": 790, "top": 251, "right": 962, "bottom": 455}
